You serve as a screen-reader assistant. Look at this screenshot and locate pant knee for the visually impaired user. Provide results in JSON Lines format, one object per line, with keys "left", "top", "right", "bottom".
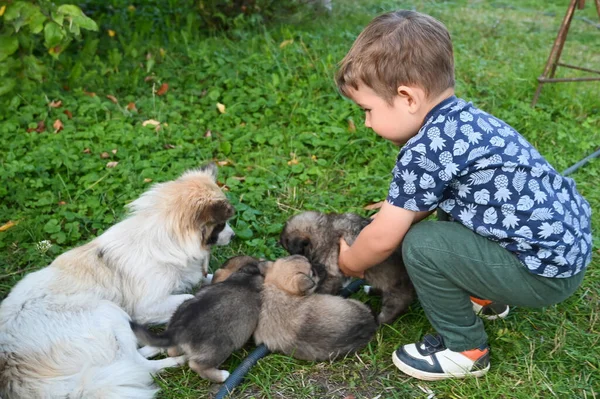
{"left": 402, "top": 221, "right": 438, "bottom": 270}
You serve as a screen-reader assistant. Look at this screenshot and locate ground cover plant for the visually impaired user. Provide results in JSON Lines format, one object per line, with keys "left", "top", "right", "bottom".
{"left": 0, "top": 0, "right": 599, "bottom": 397}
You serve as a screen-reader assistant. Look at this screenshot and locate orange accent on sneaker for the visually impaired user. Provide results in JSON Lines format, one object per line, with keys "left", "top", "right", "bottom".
{"left": 470, "top": 296, "right": 493, "bottom": 307}
{"left": 461, "top": 347, "right": 489, "bottom": 362}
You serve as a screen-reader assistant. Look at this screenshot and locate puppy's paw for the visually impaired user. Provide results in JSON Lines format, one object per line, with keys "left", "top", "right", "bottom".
{"left": 167, "top": 346, "right": 183, "bottom": 357}
{"left": 216, "top": 370, "right": 230, "bottom": 383}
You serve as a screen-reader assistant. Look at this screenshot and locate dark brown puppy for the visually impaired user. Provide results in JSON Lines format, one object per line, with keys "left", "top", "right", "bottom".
{"left": 130, "top": 256, "right": 264, "bottom": 383}
{"left": 280, "top": 211, "right": 415, "bottom": 324}
{"left": 254, "top": 255, "right": 377, "bottom": 361}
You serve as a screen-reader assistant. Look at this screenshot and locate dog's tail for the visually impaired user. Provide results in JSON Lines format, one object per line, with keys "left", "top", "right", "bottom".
{"left": 130, "top": 321, "right": 174, "bottom": 348}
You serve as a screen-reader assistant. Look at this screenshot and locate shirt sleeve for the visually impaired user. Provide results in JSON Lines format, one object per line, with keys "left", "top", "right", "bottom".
{"left": 386, "top": 124, "right": 458, "bottom": 212}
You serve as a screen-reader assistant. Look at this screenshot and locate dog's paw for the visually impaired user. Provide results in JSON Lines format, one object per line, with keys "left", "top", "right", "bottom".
{"left": 216, "top": 369, "right": 230, "bottom": 383}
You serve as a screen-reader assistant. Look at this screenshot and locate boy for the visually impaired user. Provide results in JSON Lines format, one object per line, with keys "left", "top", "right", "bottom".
{"left": 336, "top": 10, "right": 592, "bottom": 381}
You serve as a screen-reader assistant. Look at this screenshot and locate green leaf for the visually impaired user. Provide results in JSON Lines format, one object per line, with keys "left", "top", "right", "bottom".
{"left": 57, "top": 5, "right": 85, "bottom": 17}
{"left": 0, "top": 36, "right": 19, "bottom": 62}
{"left": 0, "top": 78, "right": 16, "bottom": 96}
{"left": 51, "top": 10, "right": 64, "bottom": 26}
{"left": 44, "top": 22, "right": 65, "bottom": 49}
{"left": 219, "top": 141, "right": 232, "bottom": 155}
{"left": 208, "top": 90, "right": 221, "bottom": 101}
{"left": 68, "top": 22, "right": 81, "bottom": 37}
{"left": 53, "top": 231, "right": 66, "bottom": 243}
{"left": 72, "top": 15, "right": 98, "bottom": 32}
{"left": 28, "top": 10, "right": 47, "bottom": 34}
{"left": 145, "top": 57, "right": 155, "bottom": 73}
{"left": 44, "top": 219, "right": 61, "bottom": 234}
{"left": 235, "top": 227, "right": 253, "bottom": 240}
{"left": 3, "top": 2, "right": 25, "bottom": 21}
{"left": 23, "top": 55, "right": 44, "bottom": 82}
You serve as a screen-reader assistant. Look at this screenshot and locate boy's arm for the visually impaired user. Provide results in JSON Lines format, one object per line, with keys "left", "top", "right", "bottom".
{"left": 371, "top": 209, "right": 433, "bottom": 224}
{"left": 339, "top": 201, "right": 416, "bottom": 278}
{"left": 413, "top": 209, "right": 435, "bottom": 223}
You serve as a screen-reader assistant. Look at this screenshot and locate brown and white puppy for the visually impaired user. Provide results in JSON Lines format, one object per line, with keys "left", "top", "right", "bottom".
{"left": 280, "top": 211, "right": 415, "bottom": 325}
{"left": 254, "top": 255, "right": 377, "bottom": 361}
{"left": 0, "top": 164, "right": 235, "bottom": 399}
{"left": 131, "top": 256, "right": 265, "bottom": 383}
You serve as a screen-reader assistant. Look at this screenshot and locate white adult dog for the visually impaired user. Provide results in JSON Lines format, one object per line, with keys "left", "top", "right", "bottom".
{"left": 0, "top": 164, "right": 235, "bottom": 398}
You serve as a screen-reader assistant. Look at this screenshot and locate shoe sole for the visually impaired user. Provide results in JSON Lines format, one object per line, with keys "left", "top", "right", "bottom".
{"left": 471, "top": 302, "right": 510, "bottom": 321}
{"left": 392, "top": 351, "right": 490, "bottom": 381}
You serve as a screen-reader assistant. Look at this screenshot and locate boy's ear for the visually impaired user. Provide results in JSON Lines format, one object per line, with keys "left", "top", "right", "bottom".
{"left": 397, "top": 85, "right": 423, "bottom": 113}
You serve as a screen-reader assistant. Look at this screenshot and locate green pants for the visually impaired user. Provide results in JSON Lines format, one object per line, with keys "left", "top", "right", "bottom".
{"left": 402, "top": 219, "right": 586, "bottom": 352}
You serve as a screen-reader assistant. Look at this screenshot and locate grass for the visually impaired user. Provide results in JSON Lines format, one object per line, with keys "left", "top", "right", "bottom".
{"left": 1, "top": 0, "right": 599, "bottom": 397}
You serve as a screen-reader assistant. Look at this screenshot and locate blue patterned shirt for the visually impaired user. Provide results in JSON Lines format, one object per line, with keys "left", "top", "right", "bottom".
{"left": 387, "top": 96, "right": 592, "bottom": 278}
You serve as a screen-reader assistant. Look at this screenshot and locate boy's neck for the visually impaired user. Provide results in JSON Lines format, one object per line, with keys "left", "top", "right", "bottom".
{"left": 420, "top": 87, "right": 456, "bottom": 125}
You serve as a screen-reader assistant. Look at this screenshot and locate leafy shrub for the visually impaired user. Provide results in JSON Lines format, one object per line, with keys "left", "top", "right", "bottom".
{"left": 197, "top": 0, "right": 326, "bottom": 31}
{"left": 0, "top": 1, "right": 97, "bottom": 95}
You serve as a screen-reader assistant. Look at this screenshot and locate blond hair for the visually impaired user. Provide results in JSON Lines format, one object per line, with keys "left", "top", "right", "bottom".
{"left": 336, "top": 10, "right": 454, "bottom": 103}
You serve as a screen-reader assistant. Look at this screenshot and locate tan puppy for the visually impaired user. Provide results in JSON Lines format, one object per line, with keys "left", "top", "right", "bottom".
{"left": 0, "top": 164, "right": 235, "bottom": 398}
{"left": 280, "top": 211, "right": 415, "bottom": 324}
{"left": 254, "top": 255, "right": 377, "bottom": 361}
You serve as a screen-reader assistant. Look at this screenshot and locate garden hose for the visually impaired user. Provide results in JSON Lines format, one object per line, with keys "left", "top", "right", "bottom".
{"left": 562, "top": 148, "right": 600, "bottom": 176}
{"left": 214, "top": 278, "right": 366, "bottom": 399}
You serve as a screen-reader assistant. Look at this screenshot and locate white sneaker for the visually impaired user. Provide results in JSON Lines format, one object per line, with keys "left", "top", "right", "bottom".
{"left": 392, "top": 334, "right": 490, "bottom": 381}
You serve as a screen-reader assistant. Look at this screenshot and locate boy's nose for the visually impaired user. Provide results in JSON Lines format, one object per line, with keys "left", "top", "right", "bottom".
{"left": 364, "top": 115, "right": 371, "bottom": 128}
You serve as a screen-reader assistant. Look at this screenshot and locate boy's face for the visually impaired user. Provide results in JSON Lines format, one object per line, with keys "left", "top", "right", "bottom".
{"left": 349, "top": 84, "right": 423, "bottom": 146}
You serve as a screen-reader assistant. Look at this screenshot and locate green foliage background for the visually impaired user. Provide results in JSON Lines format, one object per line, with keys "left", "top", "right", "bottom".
{"left": 0, "top": 0, "right": 598, "bottom": 398}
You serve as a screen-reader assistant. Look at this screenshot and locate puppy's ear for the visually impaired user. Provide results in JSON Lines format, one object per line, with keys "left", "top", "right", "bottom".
{"left": 212, "top": 269, "right": 230, "bottom": 284}
{"left": 258, "top": 261, "right": 273, "bottom": 276}
{"left": 311, "top": 262, "right": 328, "bottom": 283}
{"left": 200, "top": 200, "right": 235, "bottom": 224}
{"left": 293, "top": 272, "right": 317, "bottom": 295}
{"left": 288, "top": 236, "right": 311, "bottom": 257}
{"left": 199, "top": 162, "right": 218, "bottom": 182}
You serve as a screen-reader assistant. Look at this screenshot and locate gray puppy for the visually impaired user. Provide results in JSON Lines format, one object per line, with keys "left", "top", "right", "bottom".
{"left": 280, "top": 211, "right": 415, "bottom": 325}
{"left": 130, "top": 256, "right": 264, "bottom": 383}
{"left": 254, "top": 255, "right": 377, "bottom": 361}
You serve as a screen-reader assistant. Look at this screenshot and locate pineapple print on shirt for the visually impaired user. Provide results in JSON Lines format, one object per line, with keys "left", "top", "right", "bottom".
{"left": 387, "top": 96, "right": 592, "bottom": 278}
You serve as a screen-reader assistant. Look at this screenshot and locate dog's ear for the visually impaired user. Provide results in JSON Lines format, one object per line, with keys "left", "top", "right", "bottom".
{"left": 212, "top": 269, "right": 230, "bottom": 284}
{"left": 199, "top": 162, "right": 218, "bottom": 182}
{"left": 288, "top": 236, "right": 311, "bottom": 257}
{"left": 200, "top": 200, "right": 235, "bottom": 224}
{"left": 311, "top": 262, "right": 328, "bottom": 283}
{"left": 293, "top": 272, "right": 317, "bottom": 295}
{"left": 257, "top": 260, "right": 272, "bottom": 276}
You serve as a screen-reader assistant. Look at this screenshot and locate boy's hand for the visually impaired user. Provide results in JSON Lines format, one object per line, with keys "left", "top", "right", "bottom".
{"left": 338, "top": 237, "right": 365, "bottom": 279}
